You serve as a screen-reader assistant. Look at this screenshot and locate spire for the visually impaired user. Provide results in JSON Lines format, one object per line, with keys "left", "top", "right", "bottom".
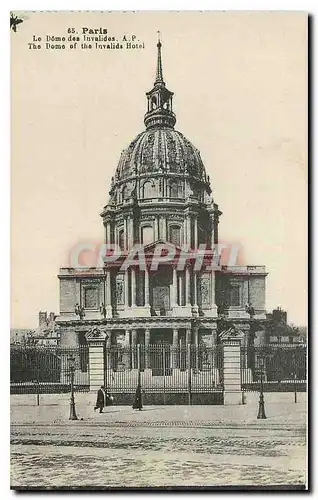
{"left": 144, "top": 34, "right": 176, "bottom": 130}
{"left": 155, "top": 31, "right": 164, "bottom": 85}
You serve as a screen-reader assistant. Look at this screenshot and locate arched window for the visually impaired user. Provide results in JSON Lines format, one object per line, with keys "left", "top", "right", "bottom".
{"left": 169, "top": 225, "right": 181, "bottom": 246}
{"left": 122, "top": 185, "right": 129, "bottom": 201}
{"left": 141, "top": 225, "right": 154, "bottom": 245}
{"left": 142, "top": 180, "right": 158, "bottom": 199}
{"left": 169, "top": 182, "right": 179, "bottom": 198}
{"left": 119, "top": 229, "right": 125, "bottom": 250}
{"left": 151, "top": 96, "right": 157, "bottom": 110}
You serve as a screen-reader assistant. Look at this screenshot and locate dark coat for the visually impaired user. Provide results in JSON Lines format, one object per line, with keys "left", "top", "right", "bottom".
{"left": 132, "top": 383, "right": 143, "bottom": 410}
{"left": 95, "top": 388, "right": 105, "bottom": 408}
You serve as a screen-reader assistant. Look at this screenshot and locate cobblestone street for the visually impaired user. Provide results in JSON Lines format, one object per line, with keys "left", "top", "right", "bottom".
{"left": 11, "top": 394, "right": 307, "bottom": 489}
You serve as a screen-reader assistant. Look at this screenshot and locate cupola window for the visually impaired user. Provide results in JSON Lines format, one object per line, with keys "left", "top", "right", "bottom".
{"left": 119, "top": 229, "right": 125, "bottom": 250}
{"left": 169, "top": 224, "right": 181, "bottom": 246}
{"left": 142, "top": 180, "right": 158, "bottom": 199}
{"left": 169, "top": 181, "right": 181, "bottom": 198}
{"left": 141, "top": 225, "right": 154, "bottom": 245}
{"left": 122, "top": 185, "right": 129, "bottom": 201}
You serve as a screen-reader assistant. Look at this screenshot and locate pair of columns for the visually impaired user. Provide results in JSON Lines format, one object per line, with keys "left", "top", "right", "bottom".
{"left": 105, "top": 268, "right": 150, "bottom": 311}
{"left": 124, "top": 268, "right": 150, "bottom": 308}
{"left": 184, "top": 215, "right": 198, "bottom": 247}
{"left": 172, "top": 267, "right": 196, "bottom": 308}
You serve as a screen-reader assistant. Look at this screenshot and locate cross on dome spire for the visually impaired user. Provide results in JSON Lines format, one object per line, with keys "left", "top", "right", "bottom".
{"left": 155, "top": 31, "right": 164, "bottom": 85}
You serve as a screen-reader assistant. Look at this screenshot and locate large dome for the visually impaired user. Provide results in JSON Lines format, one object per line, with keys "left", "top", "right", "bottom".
{"left": 114, "top": 128, "right": 209, "bottom": 184}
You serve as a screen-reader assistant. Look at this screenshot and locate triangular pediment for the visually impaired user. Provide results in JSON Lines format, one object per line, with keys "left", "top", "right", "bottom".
{"left": 85, "top": 327, "right": 107, "bottom": 342}
{"left": 219, "top": 324, "right": 245, "bottom": 341}
{"left": 143, "top": 239, "right": 182, "bottom": 254}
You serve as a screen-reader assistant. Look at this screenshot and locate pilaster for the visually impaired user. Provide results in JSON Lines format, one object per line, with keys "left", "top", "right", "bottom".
{"left": 220, "top": 327, "right": 244, "bottom": 405}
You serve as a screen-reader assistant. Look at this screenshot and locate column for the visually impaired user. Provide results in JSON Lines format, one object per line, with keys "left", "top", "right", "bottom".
{"left": 105, "top": 269, "right": 112, "bottom": 316}
{"left": 155, "top": 217, "right": 159, "bottom": 240}
{"left": 145, "top": 268, "right": 150, "bottom": 306}
{"left": 185, "top": 267, "right": 191, "bottom": 306}
{"left": 123, "top": 218, "right": 128, "bottom": 251}
{"left": 124, "top": 329, "right": 130, "bottom": 368}
{"left": 160, "top": 217, "right": 167, "bottom": 240}
{"left": 242, "top": 326, "right": 252, "bottom": 384}
{"left": 194, "top": 218, "right": 198, "bottom": 248}
{"left": 105, "top": 331, "right": 112, "bottom": 372}
{"left": 183, "top": 217, "right": 188, "bottom": 245}
{"left": 186, "top": 328, "right": 192, "bottom": 373}
{"left": 145, "top": 328, "right": 150, "bottom": 369}
{"left": 178, "top": 274, "right": 183, "bottom": 306}
{"left": 131, "top": 329, "right": 137, "bottom": 369}
{"left": 131, "top": 267, "right": 136, "bottom": 308}
{"left": 211, "top": 271, "right": 216, "bottom": 305}
{"left": 193, "top": 326, "right": 199, "bottom": 371}
{"left": 211, "top": 327, "right": 218, "bottom": 385}
{"left": 186, "top": 328, "right": 192, "bottom": 344}
{"left": 187, "top": 216, "right": 191, "bottom": 246}
{"left": 106, "top": 223, "right": 110, "bottom": 243}
{"left": 194, "top": 273, "right": 198, "bottom": 305}
{"left": 171, "top": 267, "right": 177, "bottom": 308}
{"left": 129, "top": 217, "right": 134, "bottom": 247}
{"left": 124, "top": 270, "right": 129, "bottom": 308}
{"left": 126, "top": 217, "right": 130, "bottom": 250}
{"left": 172, "top": 328, "right": 179, "bottom": 368}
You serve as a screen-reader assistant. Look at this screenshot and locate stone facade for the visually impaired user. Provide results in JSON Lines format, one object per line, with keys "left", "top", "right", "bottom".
{"left": 55, "top": 40, "right": 268, "bottom": 381}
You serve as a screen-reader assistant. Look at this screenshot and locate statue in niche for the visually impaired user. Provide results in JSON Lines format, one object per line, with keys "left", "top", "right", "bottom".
{"left": 200, "top": 279, "right": 210, "bottom": 305}
{"left": 115, "top": 280, "right": 124, "bottom": 305}
{"left": 75, "top": 303, "right": 85, "bottom": 320}
{"left": 100, "top": 303, "right": 106, "bottom": 319}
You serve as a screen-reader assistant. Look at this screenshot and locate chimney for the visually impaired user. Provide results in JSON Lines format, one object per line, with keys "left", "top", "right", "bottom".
{"left": 39, "top": 311, "right": 47, "bottom": 329}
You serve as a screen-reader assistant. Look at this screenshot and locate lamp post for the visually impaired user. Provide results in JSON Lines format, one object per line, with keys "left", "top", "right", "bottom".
{"left": 257, "top": 354, "right": 267, "bottom": 419}
{"left": 68, "top": 355, "right": 78, "bottom": 420}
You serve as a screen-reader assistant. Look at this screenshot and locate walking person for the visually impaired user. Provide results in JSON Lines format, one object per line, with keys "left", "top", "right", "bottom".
{"left": 94, "top": 385, "right": 106, "bottom": 413}
{"left": 132, "top": 382, "right": 143, "bottom": 410}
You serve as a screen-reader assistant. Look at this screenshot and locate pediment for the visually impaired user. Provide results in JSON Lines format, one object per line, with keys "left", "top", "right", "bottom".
{"left": 85, "top": 327, "right": 107, "bottom": 341}
{"left": 219, "top": 324, "right": 245, "bottom": 342}
{"left": 143, "top": 239, "right": 182, "bottom": 254}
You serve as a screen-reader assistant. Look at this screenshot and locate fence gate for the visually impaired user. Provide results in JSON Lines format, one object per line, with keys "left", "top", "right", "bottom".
{"left": 103, "top": 343, "right": 224, "bottom": 405}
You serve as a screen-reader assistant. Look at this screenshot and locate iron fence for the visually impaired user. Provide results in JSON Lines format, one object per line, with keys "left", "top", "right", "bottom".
{"left": 104, "top": 344, "right": 224, "bottom": 394}
{"left": 241, "top": 344, "right": 307, "bottom": 392}
{"left": 11, "top": 342, "right": 306, "bottom": 396}
{"left": 10, "top": 345, "right": 89, "bottom": 394}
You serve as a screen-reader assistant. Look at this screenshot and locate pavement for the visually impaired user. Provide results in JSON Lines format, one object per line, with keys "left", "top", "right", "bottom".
{"left": 10, "top": 392, "right": 307, "bottom": 489}
{"left": 11, "top": 391, "right": 307, "bottom": 428}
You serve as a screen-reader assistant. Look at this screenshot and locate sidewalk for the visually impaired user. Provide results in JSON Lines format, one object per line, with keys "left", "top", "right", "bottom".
{"left": 11, "top": 392, "right": 306, "bottom": 428}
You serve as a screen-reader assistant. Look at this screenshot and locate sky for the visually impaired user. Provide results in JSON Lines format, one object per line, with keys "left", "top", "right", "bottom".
{"left": 11, "top": 11, "right": 307, "bottom": 328}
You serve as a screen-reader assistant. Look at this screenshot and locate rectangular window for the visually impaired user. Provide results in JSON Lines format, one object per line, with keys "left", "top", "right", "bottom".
{"left": 230, "top": 285, "right": 240, "bottom": 306}
{"left": 84, "top": 287, "right": 98, "bottom": 309}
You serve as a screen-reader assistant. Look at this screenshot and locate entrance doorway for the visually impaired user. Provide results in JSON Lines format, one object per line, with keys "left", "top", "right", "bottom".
{"left": 150, "top": 329, "right": 172, "bottom": 376}
{"left": 150, "top": 269, "right": 171, "bottom": 315}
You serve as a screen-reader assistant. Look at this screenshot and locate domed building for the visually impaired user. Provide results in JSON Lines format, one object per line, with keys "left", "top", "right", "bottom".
{"left": 56, "top": 39, "right": 268, "bottom": 394}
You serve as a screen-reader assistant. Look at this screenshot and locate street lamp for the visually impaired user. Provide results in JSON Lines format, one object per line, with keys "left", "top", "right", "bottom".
{"left": 68, "top": 355, "right": 78, "bottom": 420}
{"left": 257, "top": 353, "right": 267, "bottom": 419}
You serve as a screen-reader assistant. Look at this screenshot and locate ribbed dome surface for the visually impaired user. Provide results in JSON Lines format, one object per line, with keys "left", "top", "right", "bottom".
{"left": 114, "top": 128, "right": 208, "bottom": 184}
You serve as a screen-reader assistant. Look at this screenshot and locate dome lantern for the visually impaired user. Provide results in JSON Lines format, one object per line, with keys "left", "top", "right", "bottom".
{"left": 144, "top": 33, "right": 176, "bottom": 130}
